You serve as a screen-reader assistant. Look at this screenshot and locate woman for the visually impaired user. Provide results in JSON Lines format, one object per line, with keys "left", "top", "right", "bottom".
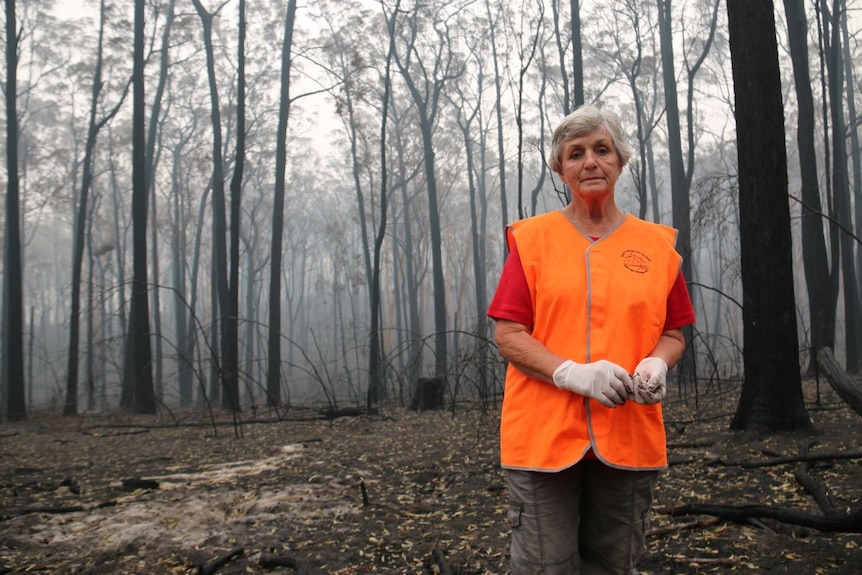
{"left": 488, "top": 105, "right": 695, "bottom": 575}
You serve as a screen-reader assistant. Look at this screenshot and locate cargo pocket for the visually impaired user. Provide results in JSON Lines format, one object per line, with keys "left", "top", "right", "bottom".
{"left": 507, "top": 501, "right": 523, "bottom": 528}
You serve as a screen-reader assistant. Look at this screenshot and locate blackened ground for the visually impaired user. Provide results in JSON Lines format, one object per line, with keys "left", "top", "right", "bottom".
{"left": 1, "top": 379, "right": 861, "bottom": 574}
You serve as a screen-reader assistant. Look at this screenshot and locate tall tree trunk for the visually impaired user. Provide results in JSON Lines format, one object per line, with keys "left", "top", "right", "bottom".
{"left": 208, "top": 247, "right": 221, "bottom": 405}
{"left": 843, "top": 9, "right": 862, "bottom": 295}
{"left": 815, "top": 0, "right": 843, "bottom": 358}
{"left": 189, "top": 184, "right": 210, "bottom": 406}
{"left": 123, "top": 0, "right": 156, "bottom": 414}
{"left": 67, "top": 1, "right": 129, "bottom": 415}
{"left": 455, "top": 73, "right": 491, "bottom": 401}
{"left": 171, "top": 136, "right": 194, "bottom": 406}
{"left": 266, "top": 0, "right": 297, "bottom": 407}
{"left": 726, "top": 0, "right": 810, "bottom": 432}
{"left": 113, "top": 141, "right": 135, "bottom": 408}
{"left": 823, "top": 0, "right": 862, "bottom": 370}
{"left": 367, "top": 1, "right": 399, "bottom": 407}
{"left": 64, "top": 0, "right": 107, "bottom": 417}
{"left": 784, "top": 0, "right": 836, "bottom": 372}
{"left": 223, "top": 0, "right": 246, "bottom": 412}
{"left": 243, "top": 220, "right": 266, "bottom": 407}
{"left": 551, "top": 0, "right": 571, "bottom": 114}
{"left": 85, "top": 197, "right": 97, "bottom": 411}
{"left": 485, "top": 0, "right": 508, "bottom": 255}
{"left": 514, "top": 4, "right": 542, "bottom": 219}
{"left": 108, "top": 145, "right": 128, "bottom": 338}
{"left": 570, "top": 0, "right": 584, "bottom": 108}
{"left": 4, "top": 0, "right": 26, "bottom": 422}
{"left": 191, "top": 0, "right": 237, "bottom": 411}
{"left": 394, "top": 7, "right": 461, "bottom": 379}
{"left": 392, "top": 105, "right": 422, "bottom": 390}
{"left": 529, "top": 54, "right": 548, "bottom": 217}
{"left": 145, "top": 0, "right": 175, "bottom": 405}
{"left": 657, "top": 0, "right": 697, "bottom": 386}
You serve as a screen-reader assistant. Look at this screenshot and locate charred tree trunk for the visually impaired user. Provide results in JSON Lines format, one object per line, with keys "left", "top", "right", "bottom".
{"left": 266, "top": 0, "right": 298, "bottom": 407}
{"left": 726, "top": 0, "right": 810, "bottom": 432}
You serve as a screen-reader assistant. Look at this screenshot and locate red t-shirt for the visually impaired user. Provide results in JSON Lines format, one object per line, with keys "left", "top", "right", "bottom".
{"left": 488, "top": 238, "right": 696, "bottom": 331}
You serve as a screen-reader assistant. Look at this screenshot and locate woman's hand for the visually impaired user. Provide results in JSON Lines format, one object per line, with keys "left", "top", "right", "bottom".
{"left": 631, "top": 357, "right": 668, "bottom": 404}
{"left": 552, "top": 359, "right": 632, "bottom": 407}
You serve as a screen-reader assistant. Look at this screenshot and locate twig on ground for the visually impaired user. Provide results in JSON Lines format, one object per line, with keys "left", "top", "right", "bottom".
{"left": 739, "top": 452, "right": 862, "bottom": 468}
{"left": 647, "top": 515, "right": 720, "bottom": 537}
{"left": 196, "top": 546, "right": 244, "bottom": 575}
{"left": 258, "top": 552, "right": 308, "bottom": 573}
{"left": 671, "top": 554, "right": 742, "bottom": 566}
{"left": 667, "top": 503, "right": 862, "bottom": 533}
{"left": 431, "top": 547, "right": 453, "bottom": 575}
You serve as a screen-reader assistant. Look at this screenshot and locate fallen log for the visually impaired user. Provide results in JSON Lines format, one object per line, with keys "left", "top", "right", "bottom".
{"left": 667, "top": 503, "right": 862, "bottom": 533}
{"left": 739, "top": 451, "right": 862, "bottom": 468}
{"left": 816, "top": 347, "right": 862, "bottom": 417}
{"left": 794, "top": 446, "right": 840, "bottom": 517}
{"left": 121, "top": 477, "right": 159, "bottom": 491}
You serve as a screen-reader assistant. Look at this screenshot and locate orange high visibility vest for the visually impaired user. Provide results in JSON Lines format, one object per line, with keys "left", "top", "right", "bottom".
{"left": 500, "top": 211, "right": 682, "bottom": 471}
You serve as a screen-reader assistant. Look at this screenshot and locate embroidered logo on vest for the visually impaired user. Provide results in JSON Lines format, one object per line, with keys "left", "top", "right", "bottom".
{"left": 621, "top": 249, "right": 651, "bottom": 273}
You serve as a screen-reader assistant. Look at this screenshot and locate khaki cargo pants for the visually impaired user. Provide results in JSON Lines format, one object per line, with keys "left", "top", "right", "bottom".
{"left": 505, "top": 460, "right": 659, "bottom": 575}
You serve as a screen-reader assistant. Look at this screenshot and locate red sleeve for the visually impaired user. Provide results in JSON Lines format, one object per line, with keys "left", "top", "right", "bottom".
{"left": 487, "top": 240, "right": 534, "bottom": 327}
{"left": 665, "top": 272, "right": 696, "bottom": 330}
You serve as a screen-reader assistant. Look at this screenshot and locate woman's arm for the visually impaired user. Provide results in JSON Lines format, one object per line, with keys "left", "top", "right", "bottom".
{"left": 494, "top": 319, "right": 565, "bottom": 384}
{"left": 645, "top": 328, "right": 686, "bottom": 368}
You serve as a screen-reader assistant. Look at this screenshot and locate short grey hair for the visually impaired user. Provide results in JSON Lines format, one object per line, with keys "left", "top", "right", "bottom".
{"left": 549, "top": 105, "right": 633, "bottom": 173}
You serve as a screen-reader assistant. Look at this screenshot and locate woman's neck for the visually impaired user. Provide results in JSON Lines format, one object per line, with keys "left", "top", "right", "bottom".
{"left": 563, "top": 202, "right": 624, "bottom": 237}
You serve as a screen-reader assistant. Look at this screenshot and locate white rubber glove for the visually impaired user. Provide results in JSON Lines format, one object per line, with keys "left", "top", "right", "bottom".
{"left": 552, "top": 359, "right": 632, "bottom": 408}
{"left": 632, "top": 357, "right": 668, "bottom": 404}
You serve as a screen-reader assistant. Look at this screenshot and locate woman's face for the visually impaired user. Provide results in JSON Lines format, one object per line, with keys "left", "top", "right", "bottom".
{"left": 557, "top": 128, "right": 622, "bottom": 201}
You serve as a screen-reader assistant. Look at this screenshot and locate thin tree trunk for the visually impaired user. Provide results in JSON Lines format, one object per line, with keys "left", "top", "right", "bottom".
{"left": 394, "top": 7, "right": 459, "bottom": 379}
{"left": 123, "top": 0, "right": 156, "bottom": 414}
{"left": 63, "top": 0, "right": 107, "bottom": 416}
{"left": 392, "top": 104, "right": 422, "bottom": 390}
{"left": 266, "top": 0, "right": 297, "bottom": 407}
{"left": 784, "top": 0, "right": 836, "bottom": 372}
{"left": 67, "top": 12, "right": 129, "bottom": 415}
{"left": 191, "top": 0, "right": 236, "bottom": 411}
{"left": 171, "top": 137, "right": 193, "bottom": 406}
{"left": 485, "top": 0, "right": 508, "bottom": 254}
{"left": 223, "top": 0, "right": 247, "bottom": 411}
{"left": 823, "top": 0, "right": 861, "bottom": 370}
{"left": 570, "top": 0, "right": 584, "bottom": 108}
{"left": 189, "top": 185, "right": 210, "bottom": 405}
{"left": 145, "top": 0, "right": 175, "bottom": 405}
{"left": 816, "top": 0, "right": 843, "bottom": 357}
{"left": 529, "top": 53, "right": 548, "bottom": 217}
{"left": 368, "top": 0, "right": 399, "bottom": 406}
{"left": 208, "top": 247, "right": 220, "bottom": 405}
{"left": 514, "top": 4, "right": 542, "bottom": 219}
{"left": 657, "top": 0, "right": 697, "bottom": 386}
{"left": 842, "top": 10, "right": 862, "bottom": 292}
{"left": 4, "top": 0, "right": 26, "bottom": 421}
{"left": 85, "top": 196, "right": 97, "bottom": 411}
{"left": 551, "top": 0, "right": 571, "bottom": 114}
